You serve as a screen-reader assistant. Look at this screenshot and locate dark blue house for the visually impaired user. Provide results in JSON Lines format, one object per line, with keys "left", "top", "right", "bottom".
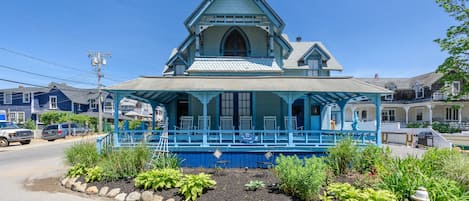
{"left": 0, "top": 82, "right": 110, "bottom": 123}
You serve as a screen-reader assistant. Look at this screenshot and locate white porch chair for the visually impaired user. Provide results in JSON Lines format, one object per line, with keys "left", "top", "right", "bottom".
{"left": 284, "top": 116, "right": 304, "bottom": 131}
{"left": 219, "top": 116, "right": 235, "bottom": 143}
{"left": 239, "top": 116, "right": 256, "bottom": 143}
{"left": 197, "top": 115, "right": 211, "bottom": 130}
{"left": 174, "top": 116, "right": 194, "bottom": 143}
{"left": 263, "top": 116, "right": 279, "bottom": 143}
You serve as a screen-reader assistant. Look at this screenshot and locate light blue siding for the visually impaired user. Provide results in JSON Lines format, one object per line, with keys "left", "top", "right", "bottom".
{"left": 205, "top": 0, "right": 263, "bottom": 15}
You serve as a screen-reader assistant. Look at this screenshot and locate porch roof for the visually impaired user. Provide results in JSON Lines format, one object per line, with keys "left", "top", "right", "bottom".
{"left": 107, "top": 76, "right": 391, "bottom": 97}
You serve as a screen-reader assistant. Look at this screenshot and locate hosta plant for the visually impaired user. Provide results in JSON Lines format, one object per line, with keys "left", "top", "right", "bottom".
{"left": 85, "top": 166, "right": 104, "bottom": 182}
{"left": 322, "top": 183, "right": 397, "bottom": 201}
{"left": 134, "top": 169, "right": 181, "bottom": 190}
{"left": 178, "top": 173, "right": 216, "bottom": 201}
{"left": 244, "top": 180, "right": 265, "bottom": 191}
{"left": 67, "top": 163, "right": 87, "bottom": 178}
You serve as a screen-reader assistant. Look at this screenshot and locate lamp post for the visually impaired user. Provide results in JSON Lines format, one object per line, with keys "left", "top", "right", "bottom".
{"left": 88, "top": 51, "right": 111, "bottom": 134}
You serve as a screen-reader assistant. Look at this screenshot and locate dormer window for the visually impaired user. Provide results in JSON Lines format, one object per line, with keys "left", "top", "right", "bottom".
{"left": 452, "top": 81, "right": 461, "bottom": 95}
{"left": 416, "top": 86, "right": 424, "bottom": 99}
{"left": 384, "top": 94, "right": 394, "bottom": 101}
{"left": 222, "top": 28, "right": 249, "bottom": 57}
{"left": 307, "top": 59, "right": 320, "bottom": 76}
{"left": 175, "top": 65, "right": 186, "bottom": 76}
{"left": 23, "top": 93, "right": 30, "bottom": 103}
{"left": 322, "top": 60, "right": 327, "bottom": 67}
{"left": 90, "top": 99, "right": 97, "bottom": 109}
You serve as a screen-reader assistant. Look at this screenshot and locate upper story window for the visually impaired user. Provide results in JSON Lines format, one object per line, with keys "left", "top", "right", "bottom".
{"left": 175, "top": 65, "right": 186, "bottom": 76}
{"left": 415, "top": 85, "right": 424, "bottom": 99}
{"left": 23, "top": 93, "right": 30, "bottom": 103}
{"left": 452, "top": 81, "right": 461, "bottom": 96}
{"left": 307, "top": 59, "right": 320, "bottom": 76}
{"left": 3, "top": 92, "right": 12, "bottom": 104}
{"left": 104, "top": 99, "right": 113, "bottom": 113}
{"left": 384, "top": 94, "right": 394, "bottom": 101}
{"left": 49, "top": 96, "right": 57, "bottom": 109}
{"left": 90, "top": 99, "right": 97, "bottom": 110}
{"left": 222, "top": 29, "right": 248, "bottom": 57}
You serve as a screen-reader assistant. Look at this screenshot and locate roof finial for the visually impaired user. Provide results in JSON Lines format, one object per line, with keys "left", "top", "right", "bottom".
{"left": 296, "top": 36, "right": 302, "bottom": 42}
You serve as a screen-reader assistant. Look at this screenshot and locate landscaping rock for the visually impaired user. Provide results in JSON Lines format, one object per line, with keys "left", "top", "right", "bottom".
{"left": 77, "top": 183, "right": 87, "bottom": 193}
{"left": 141, "top": 191, "right": 153, "bottom": 201}
{"left": 166, "top": 199, "right": 175, "bottom": 201}
{"left": 65, "top": 177, "right": 78, "bottom": 189}
{"left": 115, "top": 193, "right": 127, "bottom": 201}
{"left": 99, "top": 186, "right": 110, "bottom": 196}
{"left": 107, "top": 188, "right": 121, "bottom": 198}
{"left": 61, "top": 177, "right": 69, "bottom": 186}
{"left": 153, "top": 195, "right": 164, "bottom": 201}
{"left": 126, "top": 191, "right": 141, "bottom": 201}
{"left": 71, "top": 181, "right": 82, "bottom": 191}
{"left": 86, "top": 186, "right": 99, "bottom": 195}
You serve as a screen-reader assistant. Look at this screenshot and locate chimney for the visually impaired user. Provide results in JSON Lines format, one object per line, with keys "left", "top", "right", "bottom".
{"left": 374, "top": 73, "right": 379, "bottom": 79}
{"left": 296, "top": 36, "right": 302, "bottom": 42}
{"left": 18, "top": 85, "right": 24, "bottom": 88}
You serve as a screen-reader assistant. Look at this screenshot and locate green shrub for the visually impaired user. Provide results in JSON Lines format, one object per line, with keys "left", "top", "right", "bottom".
{"left": 244, "top": 180, "right": 265, "bottom": 191}
{"left": 85, "top": 166, "right": 104, "bottom": 182}
{"left": 67, "top": 163, "right": 87, "bottom": 178}
{"left": 441, "top": 153, "right": 469, "bottom": 186}
{"left": 178, "top": 173, "right": 216, "bottom": 201}
{"left": 23, "top": 119, "right": 36, "bottom": 130}
{"left": 327, "top": 138, "right": 359, "bottom": 175}
{"left": 99, "top": 145, "right": 150, "bottom": 180}
{"left": 151, "top": 153, "right": 184, "bottom": 169}
{"left": 321, "top": 183, "right": 397, "bottom": 201}
{"left": 420, "top": 148, "right": 459, "bottom": 175}
{"left": 406, "top": 122, "right": 421, "bottom": 128}
{"left": 135, "top": 169, "right": 182, "bottom": 190}
{"left": 129, "top": 120, "right": 144, "bottom": 130}
{"left": 356, "top": 144, "right": 391, "bottom": 174}
{"left": 275, "top": 155, "right": 327, "bottom": 201}
{"left": 40, "top": 111, "right": 67, "bottom": 125}
{"left": 432, "top": 122, "right": 461, "bottom": 133}
{"left": 64, "top": 142, "right": 100, "bottom": 167}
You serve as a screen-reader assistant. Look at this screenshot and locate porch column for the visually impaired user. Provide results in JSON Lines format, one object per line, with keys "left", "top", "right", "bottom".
{"left": 427, "top": 104, "right": 433, "bottom": 125}
{"left": 459, "top": 104, "right": 463, "bottom": 125}
{"left": 113, "top": 92, "right": 123, "bottom": 147}
{"left": 367, "top": 94, "right": 382, "bottom": 146}
{"left": 403, "top": 106, "right": 410, "bottom": 125}
{"left": 304, "top": 96, "right": 311, "bottom": 130}
{"left": 274, "top": 92, "right": 305, "bottom": 147}
{"left": 189, "top": 92, "right": 220, "bottom": 147}
{"left": 252, "top": 92, "right": 257, "bottom": 129}
{"left": 338, "top": 100, "right": 351, "bottom": 131}
{"left": 150, "top": 101, "right": 158, "bottom": 130}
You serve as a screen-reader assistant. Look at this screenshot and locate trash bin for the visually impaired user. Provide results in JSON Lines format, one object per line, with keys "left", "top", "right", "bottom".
{"left": 417, "top": 132, "right": 434, "bottom": 147}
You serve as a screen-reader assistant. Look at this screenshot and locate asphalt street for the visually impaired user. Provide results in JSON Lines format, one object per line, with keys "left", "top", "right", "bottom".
{"left": 0, "top": 138, "right": 105, "bottom": 201}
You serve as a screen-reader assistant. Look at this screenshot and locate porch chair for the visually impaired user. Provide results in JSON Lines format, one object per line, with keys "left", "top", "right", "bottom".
{"left": 174, "top": 116, "right": 194, "bottom": 143}
{"left": 284, "top": 116, "right": 305, "bottom": 143}
{"left": 219, "top": 116, "right": 235, "bottom": 143}
{"left": 263, "top": 116, "right": 280, "bottom": 143}
{"left": 198, "top": 116, "right": 214, "bottom": 142}
{"left": 239, "top": 116, "right": 257, "bottom": 143}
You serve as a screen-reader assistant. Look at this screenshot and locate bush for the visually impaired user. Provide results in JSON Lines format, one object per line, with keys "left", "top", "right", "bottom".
{"left": 85, "top": 166, "right": 104, "bottom": 182}
{"left": 321, "top": 183, "right": 397, "bottom": 201}
{"left": 275, "top": 155, "right": 327, "bottom": 201}
{"left": 151, "top": 153, "right": 183, "bottom": 169}
{"left": 99, "top": 145, "right": 150, "bottom": 180}
{"left": 327, "top": 138, "right": 359, "bottom": 175}
{"left": 129, "top": 120, "right": 144, "bottom": 130}
{"left": 135, "top": 169, "right": 181, "bottom": 190}
{"left": 23, "top": 119, "right": 36, "bottom": 130}
{"left": 41, "top": 111, "right": 67, "bottom": 125}
{"left": 64, "top": 142, "right": 100, "bottom": 167}
{"left": 178, "top": 173, "right": 216, "bottom": 201}
{"left": 355, "top": 145, "right": 391, "bottom": 174}
{"left": 244, "top": 180, "right": 265, "bottom": 191}
{"left": 67, "top": 163, "right": 87, "bottom": 178}
{"left": 432, "top": 122, "right": 461, "bottom": 133}
{"left": 420, "top": 148, "right": 459, "bottom": 175}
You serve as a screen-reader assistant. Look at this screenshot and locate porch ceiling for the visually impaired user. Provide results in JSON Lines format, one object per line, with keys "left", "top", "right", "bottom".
{"left": 107, "top": 76, "right": 391, "bottom": 105}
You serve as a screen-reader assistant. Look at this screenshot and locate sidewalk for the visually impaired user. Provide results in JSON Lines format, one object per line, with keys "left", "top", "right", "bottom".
{"left": 384, "top": 144, "right": 426, "bottom": 159}
{"left": 0, "top": 134, "right": 102, "bottom": 152}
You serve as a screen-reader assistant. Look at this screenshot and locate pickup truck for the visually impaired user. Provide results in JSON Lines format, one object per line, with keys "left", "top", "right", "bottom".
{"left": 0, "top": 121, "right": 33, "bottom": 147}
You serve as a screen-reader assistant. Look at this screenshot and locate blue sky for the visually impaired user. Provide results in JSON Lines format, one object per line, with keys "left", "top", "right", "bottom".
{"left": 0, "top": 0, "right": 454, "bottom": 89}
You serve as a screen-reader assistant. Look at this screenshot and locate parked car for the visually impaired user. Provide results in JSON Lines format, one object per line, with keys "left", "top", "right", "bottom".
{"left": 42, "top": 123, "right": 90, "bottom": 141}
{"left": 0, "top": 121, "right": 33, "bottom": 147}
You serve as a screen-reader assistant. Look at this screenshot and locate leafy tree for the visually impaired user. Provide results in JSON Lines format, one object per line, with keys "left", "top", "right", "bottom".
{"left": 435, "top": 0, "right": 468, "bottom": 98}
{"left": 40, "top": 111, "right": 67, "bottom": 125}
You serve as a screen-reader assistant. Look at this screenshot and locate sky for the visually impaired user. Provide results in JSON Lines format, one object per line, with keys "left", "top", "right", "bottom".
{"left": 0, "top": 0, "right": 455, "bottom": 89}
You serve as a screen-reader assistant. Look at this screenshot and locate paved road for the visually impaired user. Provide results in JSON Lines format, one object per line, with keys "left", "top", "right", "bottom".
{"left": 0, "top": 138, "right": 104, "bottom": 201}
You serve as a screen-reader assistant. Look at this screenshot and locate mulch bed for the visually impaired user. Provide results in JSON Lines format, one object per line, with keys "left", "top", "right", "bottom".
{"left": 79, "top": 168, "right": 297, "bottom": 201}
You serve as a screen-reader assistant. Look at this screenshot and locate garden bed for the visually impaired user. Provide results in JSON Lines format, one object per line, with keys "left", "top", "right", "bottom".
{"left": 78, "top": 168, "right": 295, "bottom": 201}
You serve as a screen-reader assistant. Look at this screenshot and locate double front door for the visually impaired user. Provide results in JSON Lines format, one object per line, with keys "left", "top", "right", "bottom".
{"left": 221, "top": 92, "right": 252, "bottom": 129}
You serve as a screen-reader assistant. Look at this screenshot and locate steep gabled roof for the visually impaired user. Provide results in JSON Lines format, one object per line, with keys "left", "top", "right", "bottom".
{"left": 284, "top": 41, "right": 342, "bottom": 71}
{"left": 48, "top": 82, "right": 106, "bottom": 105}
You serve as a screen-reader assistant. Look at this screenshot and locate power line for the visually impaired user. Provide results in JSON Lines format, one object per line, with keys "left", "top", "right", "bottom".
{"left": 0, "top": 48, "right": 124, "bottom": 83}
{"left": 0, "top": 64, "right": 96, "bottom": 86}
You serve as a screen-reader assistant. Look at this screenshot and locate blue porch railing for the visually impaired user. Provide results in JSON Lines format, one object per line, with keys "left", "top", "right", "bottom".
{"left": 112, "top": 129, "right": 377, "bottom": 148}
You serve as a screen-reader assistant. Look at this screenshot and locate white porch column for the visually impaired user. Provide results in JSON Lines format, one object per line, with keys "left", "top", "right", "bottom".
{"left": 404, "top": 106, "right": 410, "bottom": 125}
{"left": 459, "top": 104, "right": 463, "bottom": 125}
{"left": 338, "top": 100, "right": 351, "bottom": 131}
{"left": 427, "top": 104, "right": 433, "bottom": 125}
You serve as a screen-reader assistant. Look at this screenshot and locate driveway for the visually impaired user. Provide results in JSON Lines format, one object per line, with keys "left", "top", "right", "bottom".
{"left": 0, "top": 136, "right": 106, "bottom": 201}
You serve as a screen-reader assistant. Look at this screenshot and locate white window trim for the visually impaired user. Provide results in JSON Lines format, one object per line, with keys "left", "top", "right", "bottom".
{"left": 22, "top": 92, "right": 30, "bottom": 103}
{"left": 416, "top": 108, "right": 424, "bottom": 122}
{"left": 9, "top": 111, "right": 25, "bottom": 123}
{"left": 384, "top": 94, "right": 394, "bottom": 101}
{"left": 3, "top": 92, "right": 12, "bottom": 104}
{"left": 445, "top": 107, "right": 460, "bottom": 121}
{"left": 90, "top": 99, "right": 97, "bottom": 110}
{"left": 415, "top": 86, "right": 424, "bottom": 99}
{"left": 49, "top": 96, "right": 57, "bottom": 109}
{"left": 104, "top": 99, "right": 113, "bottom": 113}
{"left": 452, "top": 81, "right": 461, "bottom": 95}
{"left": 382, "top": 109, "right": 396, "bottom": 122}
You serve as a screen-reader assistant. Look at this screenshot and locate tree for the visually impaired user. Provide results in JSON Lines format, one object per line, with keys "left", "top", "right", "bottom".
{"left": 435, "top": 0, "right": 468, "bottom": 98}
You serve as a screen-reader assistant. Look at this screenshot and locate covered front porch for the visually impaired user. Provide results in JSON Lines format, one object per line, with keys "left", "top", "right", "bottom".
{"left": 102, "top": 76, "right": 389, "bottom": 167}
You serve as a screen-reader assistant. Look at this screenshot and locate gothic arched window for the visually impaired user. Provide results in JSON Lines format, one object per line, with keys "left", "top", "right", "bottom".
{"left": 222, "top": 29, "right": 249, "bottom": 56}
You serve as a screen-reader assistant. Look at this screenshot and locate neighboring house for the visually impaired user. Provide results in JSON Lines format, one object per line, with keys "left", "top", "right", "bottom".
{"left": 348, "top": 72, "right": 469, "bottom": 130}
{"left": 106, "top": 0, "right": 390, "bottom": 168}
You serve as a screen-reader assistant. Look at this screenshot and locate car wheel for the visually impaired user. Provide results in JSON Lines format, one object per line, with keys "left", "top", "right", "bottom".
{"left": 0, "top": 138, "right": 9, "bottom": 147}
{"left": 20, "top": 140, "right": 31, "bottom": 145}
{"left": 48, "top": 139, "right": 55, "bottom": 142}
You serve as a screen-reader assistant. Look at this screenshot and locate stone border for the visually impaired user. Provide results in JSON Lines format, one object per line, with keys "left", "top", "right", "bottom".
{"left": 61, "top": 176, "right": 175, "bottom": 201}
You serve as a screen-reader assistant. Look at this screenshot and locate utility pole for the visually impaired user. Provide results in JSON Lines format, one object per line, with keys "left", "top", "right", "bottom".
{"left": 88, "top": 51, "right": 111, "bottom": 134}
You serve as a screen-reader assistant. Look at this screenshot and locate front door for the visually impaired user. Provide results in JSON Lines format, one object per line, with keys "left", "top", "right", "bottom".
{"left": 176, "top": 99, "right": 189, "bottom": 127}
{"left": 220, "top": 92, "right": 252, "bottom": 129}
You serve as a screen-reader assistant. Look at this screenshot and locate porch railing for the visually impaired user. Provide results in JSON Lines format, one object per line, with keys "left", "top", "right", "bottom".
{"left": 96, "top": 133, "right": 113, "bottom": 153}
{"left": 115, "top": 129, "right": 378, "bottom": 147}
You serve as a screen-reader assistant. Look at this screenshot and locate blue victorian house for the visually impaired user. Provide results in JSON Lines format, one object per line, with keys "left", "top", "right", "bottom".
{"left": 105, "top": 0, "right": 390, "bottom": 168}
